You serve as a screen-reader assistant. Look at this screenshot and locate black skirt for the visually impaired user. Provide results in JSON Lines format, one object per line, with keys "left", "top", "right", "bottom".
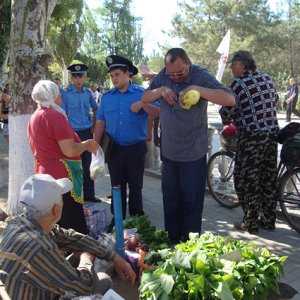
{"left": 58, "top": 192, "right": 88, "bottom": 234}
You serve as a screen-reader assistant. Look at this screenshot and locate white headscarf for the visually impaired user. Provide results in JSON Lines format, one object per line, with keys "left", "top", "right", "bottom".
{"left": 31, "top": 80, "right": 67, "bottom": 118}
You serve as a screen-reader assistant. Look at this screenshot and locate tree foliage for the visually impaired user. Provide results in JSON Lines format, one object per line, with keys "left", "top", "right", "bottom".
{"left": 48, "top": 0, "right": 85, "bottom": 69}
{"left": 99, "top": 0, "right": 144, "bottom": 64}
{"left": 146, "top": 51, "right": 165, "bottom": 73}
{"left": 78, "top": 5, "right": 109, "bottom": 85}
{"left": 170, "top": 0, "right": 300, "bottom": 89}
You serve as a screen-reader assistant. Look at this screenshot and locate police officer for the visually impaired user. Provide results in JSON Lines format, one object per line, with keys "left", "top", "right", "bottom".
{"left": 94, "top": 55, "right": 159, "bottom": 221}
{"left": 61, "top": 63, "right": 99, "bottom": 202}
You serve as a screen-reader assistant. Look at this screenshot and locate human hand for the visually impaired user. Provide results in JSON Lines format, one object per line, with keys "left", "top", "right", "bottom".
{"left": 113, "top": 254, "right": 136, "bottom": 285}
{"left": 78, "top": 252, "right": 95, "bottom": 271}
{"left": 161, "top": 87, "right": 177, "bottom": 106}
{"left": 80, "top": 252, "right": 95, "bottom": 264}
{"left": 84, "top": 139, "right": 99, "bottom": 154}
{"left": 131, "top": 101, "right": 143, "bottom": 113}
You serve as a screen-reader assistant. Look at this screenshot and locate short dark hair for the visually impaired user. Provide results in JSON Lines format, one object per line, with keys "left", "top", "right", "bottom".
{"left": 165, "top": 48, "right": 192, "bottom": 65}
{"left": 230, "top": 50, "right": 257, "bottom": 72}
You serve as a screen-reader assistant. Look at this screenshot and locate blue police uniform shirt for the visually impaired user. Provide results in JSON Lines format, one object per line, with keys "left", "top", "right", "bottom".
{"left": 96, "top": 84, "right": 147, "bottom": 145}
{"left": 61, "top": 84, "right": 98, "bottom": 131}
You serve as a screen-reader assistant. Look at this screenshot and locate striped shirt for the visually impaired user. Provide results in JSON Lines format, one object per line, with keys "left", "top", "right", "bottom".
{"left": 0, "top": 214, "right": 115, "bottom": 299}
{"left": 219, "top": 70, "right": 279, "bottom": 133}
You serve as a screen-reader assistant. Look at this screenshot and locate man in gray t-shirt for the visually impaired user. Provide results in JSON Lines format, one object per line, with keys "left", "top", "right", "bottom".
{"left": 142, "top": 48, "right": 235, "bottom": 243}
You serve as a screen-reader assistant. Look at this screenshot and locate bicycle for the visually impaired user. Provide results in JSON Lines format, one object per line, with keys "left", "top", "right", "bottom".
{"left": 207, "top": 126, "right": 300, "bottom": 234}
{"left": 207, "top": 129, "right": 239, "bottom": 209}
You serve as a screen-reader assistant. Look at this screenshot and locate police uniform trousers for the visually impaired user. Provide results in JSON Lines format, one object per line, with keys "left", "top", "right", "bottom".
{"left": 107, "top": 141, "right": 147, "bottom": 218}
{"left": 234, "top": 130, "right": 278, "bottom": 231}
{"left": 58, "top": 192, "right": 89, "bottom": 234}
{"left": 76, "top": 128, "right": 96, "bottom": 202}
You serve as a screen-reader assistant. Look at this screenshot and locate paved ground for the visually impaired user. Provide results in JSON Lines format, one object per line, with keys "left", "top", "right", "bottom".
{"left": 94, "top": 172, "right": 300, "bottom": 299}
{"left": 0, "top": 106, "right": 300, "bottom": 299}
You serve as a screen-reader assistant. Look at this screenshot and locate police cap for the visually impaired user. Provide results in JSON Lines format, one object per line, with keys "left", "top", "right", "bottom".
{"left": 67, "top": 63, "right": 88, "bottom": 74}
{"left": 106, "top": 55, "right": 138, "bottom": 76}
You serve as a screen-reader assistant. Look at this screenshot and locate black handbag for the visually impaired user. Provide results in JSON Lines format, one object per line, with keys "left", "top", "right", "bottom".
{"left": 281, "top": 133, "right": 300, "bottom": 167}
{"left": 277, "top": 122, "right": 300, "bottom": 144}
{"left": 100, "top": 132, "right": 114, "bottom": 163}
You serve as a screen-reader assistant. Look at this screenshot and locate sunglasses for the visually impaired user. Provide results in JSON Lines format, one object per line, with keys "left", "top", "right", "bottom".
{"left": 71, "top": 73, "right": 84, "bottom": 78}
{"left": 166, "top": 64, "right": 189, "bottom": 79}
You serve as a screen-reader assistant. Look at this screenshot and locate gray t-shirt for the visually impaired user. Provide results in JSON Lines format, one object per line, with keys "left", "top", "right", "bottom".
{"left": 148, "top": 64, "right": 228, "bottom": 162}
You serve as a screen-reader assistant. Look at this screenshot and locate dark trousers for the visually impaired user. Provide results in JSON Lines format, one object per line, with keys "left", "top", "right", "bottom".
{"left": 161, "top": 155, "right": 207, "bottom": 243}
{"left": 286, "top": 100, "right": 295, "bottom": 122}
{"left": 76, "top": 128, "right": 95, "bottom": 202}
{"left": 58, "top": 192, "right": 88, "bottom": 234}
{"left": 108, "top": 141, "right": 147, "bottom": 218}
{"left": 234, "top": 131, "right": 278, "bottom": 230}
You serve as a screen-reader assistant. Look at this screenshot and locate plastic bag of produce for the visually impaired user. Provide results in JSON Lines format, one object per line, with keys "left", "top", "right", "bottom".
{"left": 90, "top": 147, "right": 105, "bottom": 180}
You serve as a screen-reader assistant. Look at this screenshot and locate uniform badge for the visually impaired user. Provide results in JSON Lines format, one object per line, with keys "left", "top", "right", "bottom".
{"left": 75, "top": 65, "right": 81, "bottom": 71}
{"left": 106, "top": 57, "right": 113, "bottom": 64}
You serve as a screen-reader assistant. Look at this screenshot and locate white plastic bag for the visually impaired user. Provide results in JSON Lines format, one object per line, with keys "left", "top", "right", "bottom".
{"left": 90, "top": 147, "right": 105, "bottom": 180}
{"left": 102, "top": 289, "right": 124, "bottom": 300}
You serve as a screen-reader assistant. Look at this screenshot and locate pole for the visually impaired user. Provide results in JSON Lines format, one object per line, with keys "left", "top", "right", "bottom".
{"left": 112, "top": 186, "right": 125, "bottom": 257}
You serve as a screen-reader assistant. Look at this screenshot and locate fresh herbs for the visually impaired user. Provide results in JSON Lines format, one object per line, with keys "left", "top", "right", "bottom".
{"left": 140, "top": 232, "right": 287, "bottom": 300}
{"left": 123, "top": 215, "right": 170, "bottom": 251}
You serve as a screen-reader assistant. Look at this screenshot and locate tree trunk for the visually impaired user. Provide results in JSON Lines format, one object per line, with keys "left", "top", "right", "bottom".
{"left": 288, "top": 0, "right": 295, "bottom": 77}
{"left": 0, "top": 50, "right": 9, "bottom": 84}
{"left": 8, "top": 0, "right": 57, "bottom": 215}
{"left": 62, "top": 61, "right": 68, "bottom": 88}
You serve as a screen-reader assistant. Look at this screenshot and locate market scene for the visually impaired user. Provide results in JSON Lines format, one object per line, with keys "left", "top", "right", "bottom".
{"left": 0, "top": 0, "right": 300, "bottom": 299}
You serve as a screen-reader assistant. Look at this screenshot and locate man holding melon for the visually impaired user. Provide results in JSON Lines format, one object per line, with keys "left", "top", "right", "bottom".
{"left": 141, "top": 48, "right": 235, "bottom": 243}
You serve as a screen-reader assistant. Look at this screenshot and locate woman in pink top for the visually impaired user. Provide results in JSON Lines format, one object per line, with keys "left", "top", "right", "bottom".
{"left": 28, "top": 80, "right": 98, "bottom": 234}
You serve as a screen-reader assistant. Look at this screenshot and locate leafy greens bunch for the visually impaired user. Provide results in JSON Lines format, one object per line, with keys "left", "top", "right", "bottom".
{"left": 140, "top": 232, "right": 287, "bottom": 300}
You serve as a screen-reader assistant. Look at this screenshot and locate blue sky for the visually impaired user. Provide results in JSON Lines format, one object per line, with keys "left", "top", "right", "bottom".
{"left": 86, "top": 0, "right": 286, "bottom": 56}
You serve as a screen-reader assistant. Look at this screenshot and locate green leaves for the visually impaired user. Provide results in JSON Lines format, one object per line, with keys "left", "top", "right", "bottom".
{"left": 139, "top": 232, "right": 287, "bottom": 300}
{"left": 159, "top": 274, "right": 175, "bottom": 294}
{"left": 215, "top": 282, "right": 235, "bottom": 300}
{"left": 124, "top": 215, "right": 171, "bottom": 251}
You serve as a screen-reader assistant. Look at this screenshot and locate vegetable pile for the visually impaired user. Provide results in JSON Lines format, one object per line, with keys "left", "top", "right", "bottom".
{"left": 123, "top": 215, "right": 170, "bottom": 251}
{"left": 140, "top": 232, "right": 287, "bottom": 300}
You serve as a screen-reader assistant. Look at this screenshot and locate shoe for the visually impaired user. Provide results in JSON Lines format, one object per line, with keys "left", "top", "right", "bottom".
{"left": 234, "top": 222, "right": 259, "bottom": 234}
{"left": 94, "top": 196, "right": 102, "bottom": 203}
{"left": 259, "top": 220, "right": 276, "bottom": 230}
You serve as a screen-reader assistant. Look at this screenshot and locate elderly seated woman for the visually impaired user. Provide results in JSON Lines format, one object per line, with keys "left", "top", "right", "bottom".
{"left": 0, "top": 174, "right": 135, "bottom": 300}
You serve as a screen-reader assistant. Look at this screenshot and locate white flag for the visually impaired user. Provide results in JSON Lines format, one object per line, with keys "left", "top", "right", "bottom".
{"left": 216, "top": 30, "right": 230, "bottom": 82}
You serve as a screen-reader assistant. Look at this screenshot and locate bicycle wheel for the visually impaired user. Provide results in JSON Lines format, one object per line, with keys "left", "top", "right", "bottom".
{"left": 279, "top": 167, "right": 300, "bottom": 233}
{"left": 207, "top": 150, "right": 240, "bottom": 208}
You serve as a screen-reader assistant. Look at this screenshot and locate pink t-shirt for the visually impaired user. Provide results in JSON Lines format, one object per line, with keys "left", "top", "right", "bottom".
{"left": 28, "top": 107, "right": 81, "bottom": 179}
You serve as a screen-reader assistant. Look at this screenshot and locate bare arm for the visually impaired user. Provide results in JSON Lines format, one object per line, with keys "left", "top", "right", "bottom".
{"left": 131, "top": 101, "right": 160, "bottom": 118}
{"left": 94, "top": 120, "right": 105, "bottom": 144}
{"left": 142, "top": 88, "right": 164, "bottom": 103}
{"left": 58, "top": 139, "right": 98, "bottom": 157}
{"left": 180, "top": 85, "right": 235, "bottom": 107}
{"left": 198, "top": 87, "right": 235, "bottom": 106}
